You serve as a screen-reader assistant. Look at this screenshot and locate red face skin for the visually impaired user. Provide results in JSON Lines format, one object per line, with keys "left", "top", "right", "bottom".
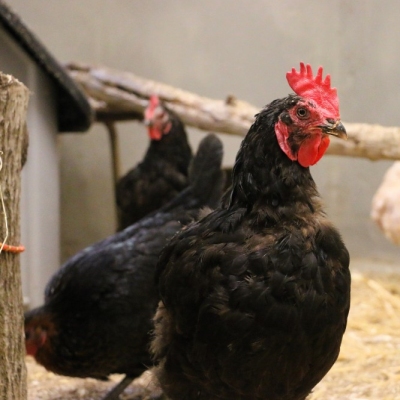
{"left": 274, "top": 98, "right": 332, "bottom": 167}
{"left": 25, "top": 325, "right": 47, "bottom": 357}
{"left": 144, "top": 97, "right": 172, "bottom": 141}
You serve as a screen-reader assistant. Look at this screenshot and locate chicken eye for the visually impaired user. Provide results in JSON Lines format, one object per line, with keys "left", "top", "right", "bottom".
{"left": 296, "top": 107, "right": 309, "bottom": 119}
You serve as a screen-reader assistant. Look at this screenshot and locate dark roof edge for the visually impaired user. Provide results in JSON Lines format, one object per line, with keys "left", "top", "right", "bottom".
{"left": 0, "top": 1, "right": 93, "bottom": 132}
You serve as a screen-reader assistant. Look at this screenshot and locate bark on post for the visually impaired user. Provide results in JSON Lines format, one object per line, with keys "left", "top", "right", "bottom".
{"left": 0, "top": 73, "right": 29, "bottom": 400}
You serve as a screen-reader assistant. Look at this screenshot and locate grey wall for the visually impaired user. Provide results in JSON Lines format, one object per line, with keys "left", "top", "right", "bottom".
{"left": 0, "top": 29, "right": 60, "bottom": 307}
{"left": 8, "top": 0, "right": 400, "bottom": 264}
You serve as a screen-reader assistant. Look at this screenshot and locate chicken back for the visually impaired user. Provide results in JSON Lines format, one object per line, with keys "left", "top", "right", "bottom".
{"left": 151, "top": 64, "right": 351, "bottom": 400}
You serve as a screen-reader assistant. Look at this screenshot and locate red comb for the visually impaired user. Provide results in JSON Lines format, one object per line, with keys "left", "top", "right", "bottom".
{"left": 286, "top": 63, "right": 339, "bottom": 119}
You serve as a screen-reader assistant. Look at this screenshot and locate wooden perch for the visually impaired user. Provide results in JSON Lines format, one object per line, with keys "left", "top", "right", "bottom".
{"left": 67, "top": 62, "right": 400, "bottom": 161}
{"left": 0, "top": 73, "right": 29, "bottom": 400}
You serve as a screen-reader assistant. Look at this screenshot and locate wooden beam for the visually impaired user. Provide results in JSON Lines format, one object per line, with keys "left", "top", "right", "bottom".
{"left": 67, "top": 62, "right": 400, "bottom": 161}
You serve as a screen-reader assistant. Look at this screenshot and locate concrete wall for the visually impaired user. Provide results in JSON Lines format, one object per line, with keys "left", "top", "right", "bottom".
{"left": 8, "top": 0, "right": 400, "bottom": 264}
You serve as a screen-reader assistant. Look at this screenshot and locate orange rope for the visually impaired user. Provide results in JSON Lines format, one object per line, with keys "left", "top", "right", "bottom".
{"left": 0, "top": 242, "right": 25, "bottom": 253}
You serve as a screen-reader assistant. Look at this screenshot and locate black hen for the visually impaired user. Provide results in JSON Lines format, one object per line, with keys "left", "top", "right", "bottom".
{"left": 25, "top": 134, "right": 224, "bottom": 400}
{"left": 116, "top": 95, "right": 193, "bottom": 230}
{"left": 151, "top": 63, "right": 351, "bottom": 400}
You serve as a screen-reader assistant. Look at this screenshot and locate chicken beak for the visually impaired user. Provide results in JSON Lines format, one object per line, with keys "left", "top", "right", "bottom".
{"left": 144, "top": 119, "right": 152, "bottom": 127}
{"left": 321, "top": 120, "right": 347, "bottom": 140}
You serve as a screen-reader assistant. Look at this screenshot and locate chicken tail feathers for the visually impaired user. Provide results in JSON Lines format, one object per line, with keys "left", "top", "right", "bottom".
{"left": 157, "top": 134, "right": 224, "bottom": 212}
{"left": 188, "top": 134, "right": 225, "bottom": 208}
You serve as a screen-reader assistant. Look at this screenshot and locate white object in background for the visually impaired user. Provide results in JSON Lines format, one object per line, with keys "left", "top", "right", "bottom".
{"left": 371, "top": 161, "right": 400, "bottom": 246}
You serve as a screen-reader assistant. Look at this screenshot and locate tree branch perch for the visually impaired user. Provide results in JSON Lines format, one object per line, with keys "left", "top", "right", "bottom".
{"left": 67, "top": 62, "right": 400, "bottom": 161}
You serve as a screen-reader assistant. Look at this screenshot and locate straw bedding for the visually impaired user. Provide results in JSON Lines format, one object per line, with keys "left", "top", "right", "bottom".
{"left": 27, "top": 265, "right": 400, "bottom": 400}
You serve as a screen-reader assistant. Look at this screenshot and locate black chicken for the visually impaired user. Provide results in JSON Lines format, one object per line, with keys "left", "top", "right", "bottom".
{"left": 25, "top": 134, "right": 224, "bottom": 400}
{"left": 151, "top": 63, "right": 351, "bottom": 400}
{"left": 116, "top": 95, "right": 193, "bottom": 230}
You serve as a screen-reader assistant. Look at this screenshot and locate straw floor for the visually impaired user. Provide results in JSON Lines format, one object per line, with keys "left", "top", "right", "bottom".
{"left": 27, "top": 259, "right": 400, "bottom": 400}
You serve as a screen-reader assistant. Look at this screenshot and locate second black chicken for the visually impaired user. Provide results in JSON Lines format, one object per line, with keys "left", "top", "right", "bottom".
{"left": 25, "top": 134, "right": 224, "bottom": 400}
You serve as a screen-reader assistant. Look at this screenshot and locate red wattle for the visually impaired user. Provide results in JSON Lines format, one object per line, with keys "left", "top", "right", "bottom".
{"left": 26, "top": 343, "right": 38, "bottom": 357}
{"left": 275, "top": 122, "right": 330, "bottom": 167}
{"left": 298, "top": 135, "right": 330, "bottom": 167}
{"left": 315, "top": 135, "right": 330, "bottom": 163}
{"left": 148, "top": 127, "right": 162, "bottom": 141}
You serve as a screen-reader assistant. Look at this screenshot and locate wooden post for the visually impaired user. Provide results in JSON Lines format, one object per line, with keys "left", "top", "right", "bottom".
{"left": 0, "top": 73, "right": 29, "bottom": 400}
